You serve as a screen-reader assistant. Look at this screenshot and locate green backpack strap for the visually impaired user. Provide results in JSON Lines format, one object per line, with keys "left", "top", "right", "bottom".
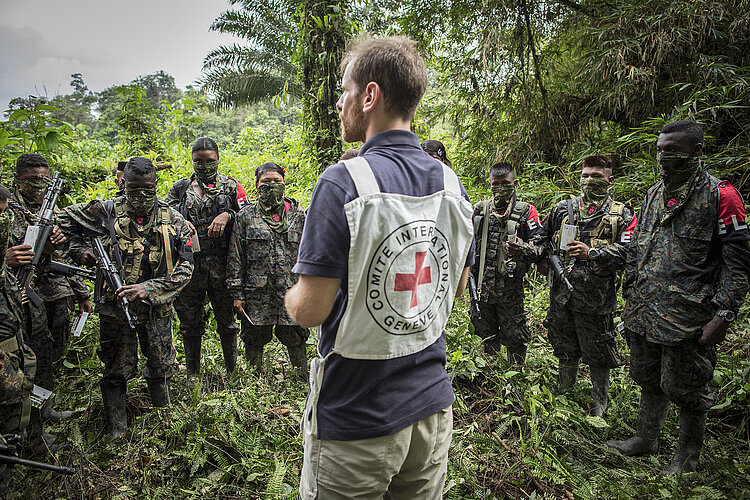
{"left": 506, "top": 200, "right": 528, "bottom": 236}
{"left": 476, "top": 199, "right": 492, "bottom": 297}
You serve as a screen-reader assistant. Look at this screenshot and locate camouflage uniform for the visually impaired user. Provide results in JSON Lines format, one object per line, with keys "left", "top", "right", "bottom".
{"left": 59, "top": 196, "right": 194, "bottom": 386}
{"left": 543, "top": 195, "right": 635, "bottom": 368}
{"left": 470, "top": 198, "right": 544, "bottom": 360}
{"left": 226, "top": 198, "right": 309, "bottom": 369}
{"left": 165, "top": 174, "right": 247, "bottom": 375}
{"left": 623, "top": 172, "right": 750, "bottom": 412}
{"left": 7, "top": 192, "right": 89, "bottom": 396}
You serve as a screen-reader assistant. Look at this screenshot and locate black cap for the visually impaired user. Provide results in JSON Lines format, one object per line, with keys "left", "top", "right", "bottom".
{"left": 420, "top": 140, "right": 451, "bottom": 167}
{"left": 117, "top": 161, "right": 128, "bottom": 172}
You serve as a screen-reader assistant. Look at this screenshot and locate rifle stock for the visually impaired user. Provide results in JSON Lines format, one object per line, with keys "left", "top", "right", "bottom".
{"left": 467, "top": 273, "right": 481, "bottom": 318}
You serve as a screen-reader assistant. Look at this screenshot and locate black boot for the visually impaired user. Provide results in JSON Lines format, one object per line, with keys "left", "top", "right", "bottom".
{"left": 287, "top": 344, "right": 308, "bottom": 378}
{"left": 556, "top": 358, "right": 579, "bottom": 393}
{"left": 507, "top": 345, "right": 527, "bottom": 365}
{"left": 663, "top": 409, "right": 706, "bottom": 474}
{"left": 183, "top": 335, "right": 202, "bottom": 377}
{"left": 590, "top": 365, "right": 610, "bottom": 417}
{"left": 41, "top": 395, "right": 76, "bottom": 422}
{"left": 220, "top": 332, "right": 238, "bottom": 376}
{"left": 146, "top": 379, "right": 171, "bottom": 408}
{"left": 606, "top": 390, "right": 670, "bottom": 456}
{"left": 245, "top": 346, "right": 264, "bottom": 373}
{"left": 100, "top": 381, "right": 127, "bottom": 439}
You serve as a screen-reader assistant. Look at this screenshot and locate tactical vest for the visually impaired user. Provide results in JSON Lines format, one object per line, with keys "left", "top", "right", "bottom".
{"left": 473, "top": 199, "right": 528, "bottom": 295}
{"left": 553, "top": 197, "right": 625, "bottom": 266}
{"left": 104, "top": 198, "right": 179, "bottom": 286}
{"left": 173, "top": 176, "right": 234, "bottom": 255}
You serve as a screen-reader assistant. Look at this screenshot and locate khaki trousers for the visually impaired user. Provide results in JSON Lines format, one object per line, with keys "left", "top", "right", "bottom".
{"left": 300, "top": 407, "right": 452, "bottom": 500}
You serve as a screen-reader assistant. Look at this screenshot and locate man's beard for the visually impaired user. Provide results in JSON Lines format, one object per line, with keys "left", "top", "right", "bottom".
{"left": 341, "top": 103, "right": 366, "bottom": 143}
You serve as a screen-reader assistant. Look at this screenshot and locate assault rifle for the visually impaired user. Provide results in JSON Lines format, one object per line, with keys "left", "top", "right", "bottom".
{"left": 91, "top": 236, "right": 135, "bottom": 329}
{"left": 48, "top": 260, "right": 96, "bottom": 281}
{"left": 467, "top": 273, "right": 481, "bottom": 319}
{"left": 15, "top": 172, "right": 64, "bottom": 307}
{"left": 0, "top": 435, "right": 75, "bottom": 475}
{"left": 547, "top": 242, "right": 574, "bottom": 292}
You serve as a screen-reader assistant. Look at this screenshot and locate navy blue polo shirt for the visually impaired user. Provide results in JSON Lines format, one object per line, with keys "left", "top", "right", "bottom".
{"left": 293, "top": 129, "right": 475, "bottom": 441}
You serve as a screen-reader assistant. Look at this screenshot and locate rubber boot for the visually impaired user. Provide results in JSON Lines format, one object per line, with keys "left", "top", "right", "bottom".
{"left": 287, "top": 344, "right": 308, "bottom": 378}
{"left": 590, "top": 365, "right": 610, "bottom": 417}
{"left": 245, "top": 346, "right": 264, "bottom": 373}
{"left": 663, "top": 409, "right": 706, "bottom": 474}
{"left": 220, "top": 332, "right": 238, "bottom": 376}
{"left": 25, "top": 410, "right": 63, "bottom": 454}
{"left": 146, "top": 379, "right": 171, "bottom": 408}
{"left": 41, "top": 395, "right": 76, "bottom": 422}
{"left": 556, "top": 358, "right": 579, "bottom": 393}
{"left": 606, "top": 390, "right": 670, "bottom": 455}
{"left": 100, "top": 381, "right": 127, "bottom": 439}
{"left": 507, "top": 345, "right": 527, "bottom": 365}
{"left": 183, "top": 335, "right": 202, "bottom": 377}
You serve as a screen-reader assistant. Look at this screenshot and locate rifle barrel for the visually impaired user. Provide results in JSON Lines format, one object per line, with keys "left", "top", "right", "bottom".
{"left": 0, "top": 454, "right": 75, "bottom": 475}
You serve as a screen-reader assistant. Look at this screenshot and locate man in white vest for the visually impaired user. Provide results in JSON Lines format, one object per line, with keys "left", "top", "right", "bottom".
{"left": 286, "top": 36, "right": 475, "bottom": 499}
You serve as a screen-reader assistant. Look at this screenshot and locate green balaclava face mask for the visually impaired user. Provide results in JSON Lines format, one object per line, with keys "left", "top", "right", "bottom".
{"left": 258, "top": 182, "right": 285, "bottom": 212}
{"left": 492, "top": 185, "right": 515, "bottom": 209}
{"left": 193, "top": 159, "right": 219, "bottom": 184}
{"left": 657, "top": 152, "right": 700, "bottom": 192}
{"left": 580, "top": 177, "right": 610, "bottom": 206}
{"left": 16, "top": 176, "right": 48, "bottom": 206}
{"left": 125, "top": 187, "right": 157, "bottom": 217}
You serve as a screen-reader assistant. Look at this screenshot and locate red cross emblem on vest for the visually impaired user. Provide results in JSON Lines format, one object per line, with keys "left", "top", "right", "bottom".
{"left": 394, "top": 251, "right": 432, "bottom": 308}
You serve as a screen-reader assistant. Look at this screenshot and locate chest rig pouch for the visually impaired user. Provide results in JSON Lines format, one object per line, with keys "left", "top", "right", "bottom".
{"left": 174, "top": 177, "right": 233, "bottom": 255}
{"left": 473, "top": 198, "right": 527, "bottom": 295}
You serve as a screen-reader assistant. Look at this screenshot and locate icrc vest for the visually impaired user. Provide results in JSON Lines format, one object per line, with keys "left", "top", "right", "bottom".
{"left": 304, "top": 156, "right": 473, "bottom": 438}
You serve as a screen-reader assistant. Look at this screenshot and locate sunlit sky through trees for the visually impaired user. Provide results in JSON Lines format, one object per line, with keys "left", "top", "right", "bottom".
{"left": 0, "top": 0, "right": 239, "bottom": 108}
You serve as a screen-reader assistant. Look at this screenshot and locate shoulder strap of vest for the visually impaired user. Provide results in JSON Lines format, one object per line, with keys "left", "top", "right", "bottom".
{"left": 609, "top": 200, "right": 625, "bottom": 216}
{"left": 100, "top": 199, "right": 125, "bottom": 275}
{"left": 509, "top": 200, "right": 528, "bottom": 222}
{"left": 174, "top": 178, "right": 191, "bottom": 202}
{"left": 566, "top": 198, "right": 575, "bottom": 225}
{"left": 343, "top": 157, "right": 379, "bottom": 197}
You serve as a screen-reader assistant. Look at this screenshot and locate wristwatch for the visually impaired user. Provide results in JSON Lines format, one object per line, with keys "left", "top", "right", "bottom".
{"left": 715, "top": 310, "right": 736, "bottom": 323}
{"left": 587, "top": 247, "right": 601, "bottom": 260}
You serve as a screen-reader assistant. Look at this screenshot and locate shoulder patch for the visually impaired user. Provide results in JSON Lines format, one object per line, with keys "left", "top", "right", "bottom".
{"left": 526, "top": 204, "right": 541, "bottom": 231}
{"left": 717, "top": 181, "right": 748, "bottom": 238}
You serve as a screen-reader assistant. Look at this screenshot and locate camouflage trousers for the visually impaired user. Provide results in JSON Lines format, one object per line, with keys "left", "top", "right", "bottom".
{"left": 240, "top": 323, "right": 309, "bottom": 349}
{"left": 470, "top": 295, "right": 531, "bottom": 352}
{"left": 546, "top": 299, "right": 621, "bottom": 368}
{"left": 0, "top": 344, "right": 35, "bottom": 436}
{"left": 99, "top": 315, "right": 177, "bottom": 384}
{"left": 627, "top": 330, "right": 716, "bottom": 412}
{"left": 174, "top": 255, "right": 238, "bottom": 344}
{"left": 25, "top": 297, "right": 73, "bottom": 393}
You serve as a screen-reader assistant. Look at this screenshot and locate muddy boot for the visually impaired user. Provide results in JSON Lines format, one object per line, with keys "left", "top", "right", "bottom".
{"left": 41, "top": 395, "right": 76, "bottom": 422}
{"left": 183, "top": 335, "right": 202, "bottom": 377}
{"left": 220, "top": 332, "right": 238, "bottom": 376}
{"left": 663, "top": 409, "right": 706, "bottom": 474}
{"left": 556, "top": 358, "right": 579, "bottom": 393}
{"left": 146, "top": 379, "right": 171, "bottom": 408}
{"left": 507, "top": 345, "right": 527, "bottom": 365}
{"left": 245, "top": 346, "right": 264, "bottom": 373}
{"left": 607, "top": 390, "right": 670, "bottom": 456}
{"left": 100, "top": 381, "right": 127, "bottom": 439}
{"left": 287, "top": 344, "right": 308, "bottom": 378}
{"left": 590, "top": 365, "right": 610, "bottom": 417}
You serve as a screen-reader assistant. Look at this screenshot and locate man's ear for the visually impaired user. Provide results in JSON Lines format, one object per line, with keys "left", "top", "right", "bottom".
{"left": 694, "top": 143, "right": 703, "bottom": 156}
{"left": 607, "top": 175, "right": 614, "bottom": 184}
{"left": 362, "top": 81, "right": 381, "bottom": 114}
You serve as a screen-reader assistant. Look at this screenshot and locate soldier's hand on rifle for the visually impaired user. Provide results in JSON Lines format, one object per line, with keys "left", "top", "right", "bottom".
{"left": 49, "top": 225, "right": 66, "bottom": 246}
{"left": 81, "top": 248, "right": 97, "bottom": 267}
{"left": 186, "top": 221, "right": 196, "bottom": 236}
{"left": 506, "top": 240, "right": 521, "bottom": 256}
{"left": 699, "top": 316, "right": 729, "bottom": 346}
{"left": 208, "top": 212, "right": 231, "bottom": 237}
{"left": 233, "top": 299, "right": 246, "bottom": 315}
{"left": 566, "top": 240, "right": 590, "bottom": 259}
{"left": 116, "top": 284, "right": 148, "bottom": 302}
{"left": 5, "top": 244, "right": 33, "bottom": 268}
{"left": 79, "top": 298, "right": 93, "bottom": 313}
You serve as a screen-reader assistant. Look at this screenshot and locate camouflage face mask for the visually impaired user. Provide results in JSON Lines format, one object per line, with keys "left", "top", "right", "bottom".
{"left": 491, "top": 185, "right": 515, "bottom": 208}
{"left": 580, "top": 177, "right": 610, "bottom": 205}
{"left": 658, "top": 152, "right": 700, "bottom": 191}
{"left": 193, "top": 160, "right": 219, "bottom": 183}
{"left": 257, "top": 182, "right": 285, "bottom": 211}
{"left": 15, "top": 176, "right": 48, "bottom": 206}
{"left": 125, "top": 187, "right": 157, "bottom": 216}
